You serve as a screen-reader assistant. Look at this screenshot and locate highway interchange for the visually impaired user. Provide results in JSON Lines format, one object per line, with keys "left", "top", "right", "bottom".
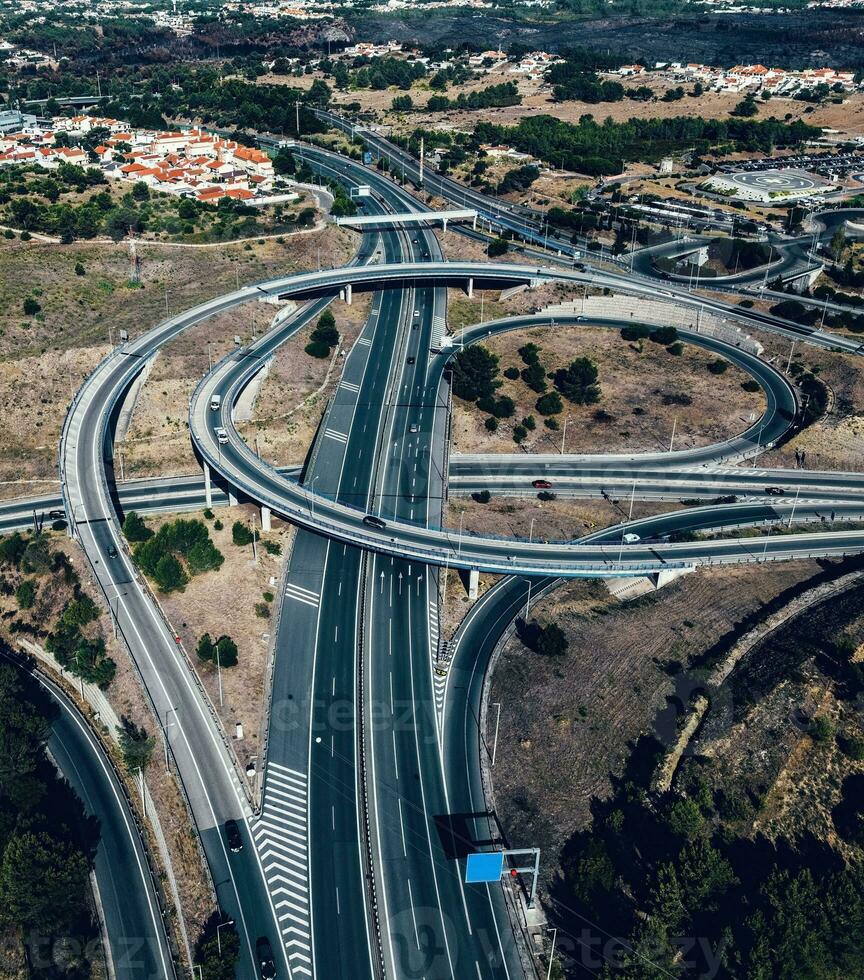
{"left": 15, "top": 116, "right": 864, "bottom": 977}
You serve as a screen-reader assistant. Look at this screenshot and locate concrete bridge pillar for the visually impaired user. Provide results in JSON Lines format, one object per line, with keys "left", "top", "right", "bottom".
{"left": 345, "top": 282, "right": 352, "bottom": 305}
{"left": 228, "top": 491, "right": 238, "bottom": 508}
{"left": 203, "top": 461, "right": 213, "bottom": 509}
{"left": 466, "top": 277, "right": 474, "bottom": 298}
{"left": 468, "top": 568, "right": 479, "bottom": 600}
{"left": 442, "top": 217, "right": 448, "bottom": 234}
{"left": 261, "top": 505, "right": 272, "bottom": 532}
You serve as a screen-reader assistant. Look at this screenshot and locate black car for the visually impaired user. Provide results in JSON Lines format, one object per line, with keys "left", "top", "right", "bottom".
{"left": 107, "top": 544, "right": 118, "bottom": 558}
{"left": 407, "top": 356, "right": 415, "bottom": 364}
{"left": 362, "top": 514, "right": 387, "bottom": 530}
{"left": 765, "top": 486, "right": 785, "bottom": 496}
{"left": 256, "top": 937, "right": 277, "bottom": 979}
{"left": 224, "top": 819, "right": 243, "bottom": 853}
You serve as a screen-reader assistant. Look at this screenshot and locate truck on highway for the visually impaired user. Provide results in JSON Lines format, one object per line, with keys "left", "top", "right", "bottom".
{"left": 210, "top": 394, "right": 222, "bottom": 411}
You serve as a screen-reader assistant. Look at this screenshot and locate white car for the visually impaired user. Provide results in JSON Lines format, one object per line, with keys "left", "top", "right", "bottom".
{"left": 623, "top": 532, "right": 641, "bottom": 544}
{"left": 216, "top": 427, "right": 229, "bottom": 445}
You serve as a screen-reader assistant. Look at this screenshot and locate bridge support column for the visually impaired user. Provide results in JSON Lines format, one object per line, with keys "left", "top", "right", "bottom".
{"left": 203, "top": 461, "right": 213, "bottom": 509}
{"left": 442, "top": 217, "right": 448, "bottom": 234}
{"left": 468, "top": 568, "right": 479, "bottom": 600}
{"left": 466, "top": 277, "right": 474, "bottom": 298}
{"left": 228, "top": 491, "right": 238, "bottom": 507}
{"left": 345, "top": 282, "right": 352, "bottom": 305}
{"left": 261, "top": 505, "right": 272, "bottom": 532}
{"left": 472, "top": 214, "right": 477, "bottom": 230}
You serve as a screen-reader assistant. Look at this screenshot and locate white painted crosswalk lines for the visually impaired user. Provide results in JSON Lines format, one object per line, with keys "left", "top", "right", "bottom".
{"left": 254, "top": 763, "right": 313, "bottom": 977}
{"left": 357, "top": 337, "right": 372, "bottom": 346}
{"left": 324, "top": 428, "right": 348, "bottom": 444}
{"left": 284, "top": 583, "right": 320, "bottom": 609}
{"left": 340, "top": 379, "right": 360, "bottom": 393}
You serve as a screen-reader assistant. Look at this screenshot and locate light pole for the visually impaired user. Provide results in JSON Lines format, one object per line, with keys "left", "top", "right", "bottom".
{"left": 546, "top": 927, "right": 558, "bottom": 980}
{"left": 216, "top": 919, "right": 234, "bottom": 957}
{"left": 669, "top": 417, "right": 677, "bottom": 453}
{"left": 491, "top": 702, "right": 502, "bottom": 766}
{"left": 215, "top": 643, "right": 223, "bottom": 709}
{"left": 787, "top": 485, "right": 800, "bottom": 528}
{"left": 561, "top": 416, "right": 571, "bottom": 455}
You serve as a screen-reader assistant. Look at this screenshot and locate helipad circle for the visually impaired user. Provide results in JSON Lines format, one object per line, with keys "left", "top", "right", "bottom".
{"left": 727, "top": 169, "right": 819, "bottom": 192}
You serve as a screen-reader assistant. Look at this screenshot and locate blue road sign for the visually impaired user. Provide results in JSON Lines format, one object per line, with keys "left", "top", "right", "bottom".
{"left": 465, "top": 851, "right": 504, "bottom": 884}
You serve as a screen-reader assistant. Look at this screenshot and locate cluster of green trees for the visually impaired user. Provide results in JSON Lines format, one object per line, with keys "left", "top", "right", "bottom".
{"left": 347, "top": 56, "right": 427, "bottom": 91}
{"left": 127, "top": 515, "right": 223, "bottom": 593}
{"left": 196, "top": 633, "right": 239, "bottom": 668}
{"left": 452, "top": 345, "right": 502, "bottom": 403}
{"left": 46, "top": 588, "right": 116, "bottom": 689}
{"left": 426, "top": 82, "right": 522, "bottom": 113}
{"left": 554, "top": 357, "right": 601, "bottom": 405}
{"left": 472, "top": 113, "right": 821, "bottom": 176}
{"left": 0, "top": 532, "right": 116, "bottom": 689}
{"left": 305, "top": 309, "right": 339, "bottom": 358}
{"left": 0, "top": 650, "right": 100, "bottom": 968}
{"left": 548, "top": 61, "right": 626, "bottom": 105}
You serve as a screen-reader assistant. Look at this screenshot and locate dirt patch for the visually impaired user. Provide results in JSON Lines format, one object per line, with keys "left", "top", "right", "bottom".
{"left": 452, "top": 323, "right": 765, "bottom": 455}
{"left": 237, "top": 292, "right": 373, "bottom": 466}
{"left": 752, "top": 327, "right": 864, "bottom": 472}
{"left": 489, "top": 559, "right": 826, "bottom": 877}
{"left": 137, "top": 505, "right": 291, "bottom": 773}
{"left": 447, "top": 496, "right": 675, "bottom": 543}
{"left": 0, "top": 225, "right": 357, "bottom": 490}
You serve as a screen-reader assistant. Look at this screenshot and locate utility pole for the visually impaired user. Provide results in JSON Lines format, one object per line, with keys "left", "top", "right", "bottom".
{"left": 491, "top": 702, "right": 502, "bottom": 766}
{"left": 788, "top": 485, "right": 800, "bottom": 528}
{"left": 215, "top": 643, "right": 223, "bottom": 709}
{"left": 669, "top": 417, "right": 677, "bottom": 452}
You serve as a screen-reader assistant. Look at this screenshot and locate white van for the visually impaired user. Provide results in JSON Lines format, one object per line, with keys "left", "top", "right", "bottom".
{"left": 623, "top": 533, "right": 641, "bottom": 544}
{"left": 210, "top": 394, "right": 222, "bottom": 411}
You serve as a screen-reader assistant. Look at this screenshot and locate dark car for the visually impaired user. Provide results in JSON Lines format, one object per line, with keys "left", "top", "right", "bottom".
{"left": 224, "top": 819, "right": 243, "bottom": 853}
{"left": 532, "top": 479, "right": 552, "bottom": 489}
{"left": 256, "top": 937, "right": 276, "bottom": 979}
{"left": 107, "top": 544, "right": 118, "bottom": 558}
{"left": 765, "top": 486, "right": 785, "bottom": 496}
{"left": 47, "top": 509, "right": 64, "bottom": 520}
{"left": 407, "top": 356, "right": 416, "bottom": 364}
{"left": 363, "top": 514, "right": 387, "bottom": 530}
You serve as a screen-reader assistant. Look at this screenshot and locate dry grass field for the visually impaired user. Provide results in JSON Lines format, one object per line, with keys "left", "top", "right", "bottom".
{"left": 0, "top": 224, "right": 356, "bottom": 495}
{"left": 452, "top": 323, "right": 765, "bottom": 455}
{"left": 489, "top": 559, "right": 828, "bottom": 878}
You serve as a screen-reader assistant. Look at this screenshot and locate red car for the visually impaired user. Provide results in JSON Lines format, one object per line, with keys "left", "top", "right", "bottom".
{"left": 532, "top": 479, "right": 552, "bottom": 489}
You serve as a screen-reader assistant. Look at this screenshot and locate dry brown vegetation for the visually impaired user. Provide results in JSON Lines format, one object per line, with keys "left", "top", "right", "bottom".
{"left": 0, "top": 224, "right": 356, "bottom": 493}
{"left": 237, "top": 291, "right": 373, "bottom": 467}
{"left": 145, "top": 504, "right": 292, "bottom": 773}
{"left": 452, "top": 324, "right": 765, "bottom": 454}
{"left": 489, "top": 559, "right": 827, "bottom": 870}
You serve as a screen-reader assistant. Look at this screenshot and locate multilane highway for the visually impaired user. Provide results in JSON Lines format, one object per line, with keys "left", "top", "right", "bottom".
{"left": 45, "top": 128, "right": 864, "bottom": 980}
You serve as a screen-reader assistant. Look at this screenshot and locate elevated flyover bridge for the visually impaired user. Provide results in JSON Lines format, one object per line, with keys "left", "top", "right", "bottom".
{"left": 335, "top": 208, "right": 478, "bottom": 231}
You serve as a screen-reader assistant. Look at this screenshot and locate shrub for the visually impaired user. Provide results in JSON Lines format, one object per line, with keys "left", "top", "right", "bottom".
{"left": 122, "top": 511, "right": 152, "bottom": 542}
{"left": 741, "top": 378, "right": 761, "bottom": 392}
{"left": 477, "top": 395, "right": 515, "bottom": 418}
{"left": 22, "top": 297, "right": 40, "bottom": 316}
{"left": 60, "top": 592, "right": 99, "bottom": 628}
{"left": 838, "top": 733, "right": 864, "bottom": 761}
{"left": 620, "top": 324, "right": 652, "bottom": 342}
{"left": 196, "top": 633, "right": 238, "bottom": 667}
{"left": 485, "top": 416, "right": 499, "bottom": 431}
{"left": 213, "top": 519, "right": 224, "bottom": 531}
{"left": 74, "top": 262, "right": 86, "bottom": 276}
{"left": 649, "top": 326, "right": 678, "bottom": 345}
{"left": 255, "top": 602, "right": 270, "bottom": 618}
{"left": 522, "top": 415, "right": 536, "bottom": 431}
{"left": 544, "top": 417, "right": 559, "bottom": 430}
{"left": 487, "top": 237, "right": 509, "bottom": 257}
{"left": 536, "top": 391, "right": 563, "bottom": 416}
{"left": 153, "top": 554, "right": 187, "bottom": 592}
{"left": 305, "top": 340, "right": 331, "bottom": 358}
{"left": 518, "top": 343, "right": 541, "bottom": 365}
{"left": 811, "top": 715, "right": 834, "bottom": 743}
{"left": 452, "top": 345, "right": 500, "bottom": 402}
{"left": 263, "top": 540, "right": 282, "bottom": 556}
{"left": 117, "top": 717, "right": 155, "bottom": 771}
{"left": 666, "top": 342, "right": 684, "bottom": 356}
{"left": 0, "top": 533, "right": 28, "bottom": 567}
{"left": 707, "top": 359, "right": 728, "bottom": 375}
{"left": 15, "top": 580, "right": 36, "bottom": 610}
{"left": 503, "top": 367, "right": 520, "bottom": 380}
{"left": 472, "top": 490, "right": 491, "bottom": 504}
{"left": 554, "top": 358, "right": 600, "bottom": 405}
{"left": 232, "top": 522, "right": 254, "bottom": 546}
{"left": 513, "top": 424, "right": 528, "bottom": 443}
{"left": 203, "top": 508, "right": 215, "bottom": 520}
{"left": 263, "top": 591, "right": 275, "bottom": 602}
{"left": 516, "top": 617, "right": 568, "bottom": 656}
{"left": 521, "top": 361, "right": 548, "bottom": 393}
{"left": 537, "top": 490, "right": 556, "bottom": 501}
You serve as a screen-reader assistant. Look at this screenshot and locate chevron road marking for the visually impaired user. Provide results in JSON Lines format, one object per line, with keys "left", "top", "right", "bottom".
{"left": 254, "top": 762, "right": 314, "bottom": 977}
